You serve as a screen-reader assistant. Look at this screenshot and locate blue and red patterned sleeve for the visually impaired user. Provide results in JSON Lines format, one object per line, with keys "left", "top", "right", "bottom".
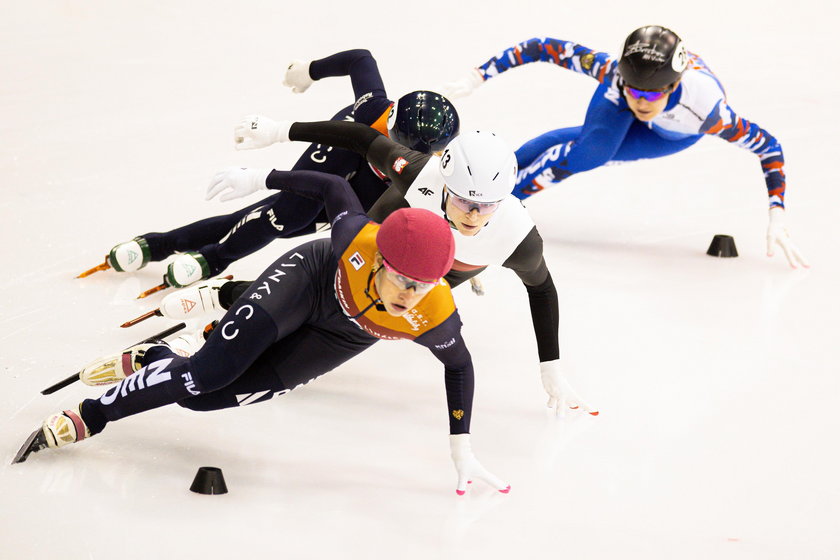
{"left": 476, "top": 37, "right": 617, "bottom": 85}
{"left": 700, "top": 101, "right": 786, "bottom": 208}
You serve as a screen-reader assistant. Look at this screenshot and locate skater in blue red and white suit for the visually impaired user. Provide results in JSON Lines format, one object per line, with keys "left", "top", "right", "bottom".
{"left": 444, "top": 25, "right": 808, "bottom": 268}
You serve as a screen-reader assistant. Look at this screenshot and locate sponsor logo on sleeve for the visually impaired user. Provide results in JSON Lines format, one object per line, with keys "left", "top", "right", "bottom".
{"left": 392, "top": 157, "right": 409, "bottom": 174}
{"left": 451, "top": 410, "right": 464, "bottom": 420}
{"left": 353, "top": 92, "right": 373, "bottom": 112}
{"left": 434, "top": 337, "right": 456, "bottom": 350}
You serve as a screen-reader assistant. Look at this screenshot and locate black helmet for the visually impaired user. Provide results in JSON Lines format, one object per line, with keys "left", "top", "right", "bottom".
{"left": 618, "top": 25, "right": 688, "bottom": 90}
{"left": 388, "top": 91, "right": 459, "bottom": 153}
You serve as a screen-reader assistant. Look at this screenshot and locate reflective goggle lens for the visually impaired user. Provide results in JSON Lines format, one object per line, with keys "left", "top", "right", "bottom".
{"left": 448, "top": 192, "right": 501, "bottom": 215}
{"left": 624, "top": 85, "right": 669, "bottom": 102}
{"left": 382, "top": 260, "right": 438, "bottom": 294}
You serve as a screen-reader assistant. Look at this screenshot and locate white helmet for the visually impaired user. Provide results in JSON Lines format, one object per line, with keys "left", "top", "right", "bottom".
{"left": 438, "top": 130, "right": 517, "bottom": 202}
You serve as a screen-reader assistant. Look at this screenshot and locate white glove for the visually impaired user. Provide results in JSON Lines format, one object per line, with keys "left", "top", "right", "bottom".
{"left": 449, "top": 434, "right": 510, "bottom": 496}
{"left": 540, "top": 360, "right": 598, "bottom": 417}
{"left": 766, "top": 206, "right": 810, "bottom": 268}
{"left": 441, "top": 68, "right": 484, "bottom": 99}
{"left": 233, "top": 115, "right": 291, "bottom": 151}
{"left": 282, "top": 59, "right": 314, "bottom": 94}
{"left": 468, "top": 276, "right": 485, "bottom": 296}
{"left": 206, "top": 167, "right": 271, "bottom": 202}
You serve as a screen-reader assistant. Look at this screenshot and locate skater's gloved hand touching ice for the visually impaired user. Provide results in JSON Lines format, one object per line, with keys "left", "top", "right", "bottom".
{"left": 540, "top": 360, "right": 598, "bottom": 417}
{"left": 206, "top": 168, "right": 270, "bottom": 202}
{"left": 449, "top": 434, "right": 510, "bottom": 496}
{"left": 234, "top": 115, "right": 291, "bottom": 150}
{"left": 283, "top": 60, "right": 314, "bottom": 94}
{"left": 766, "top": 207, "right": 810, "bottom": 269}
{"left": 441, "top": 68, "right": 484, "bottom": 99}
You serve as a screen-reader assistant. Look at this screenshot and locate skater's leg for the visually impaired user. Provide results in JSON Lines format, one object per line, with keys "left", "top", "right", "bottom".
{"left": 179, "top": 323, "right": 377, "bottom": 411}
{"left": 142, "top": 195, "right": 275, "bottom": 262}
{"left": 515, "top": 126, "right": 582, "bottom": 169}
{"left": 29, "top": 241, "right": 334, "bottom": 453}
{"left": 197, "top": 191, "right": 325, "bottom": 275}
{"left": 611, "top": 120, "right": 702, "bottom": 161}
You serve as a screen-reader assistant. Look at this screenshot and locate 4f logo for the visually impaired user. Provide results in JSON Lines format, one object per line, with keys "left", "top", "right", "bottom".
{"left": 418, "top": 187, "right": 434, "bottom": 196}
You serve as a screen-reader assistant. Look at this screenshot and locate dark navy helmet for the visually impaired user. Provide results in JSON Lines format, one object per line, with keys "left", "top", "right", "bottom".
{"left": 618, "top": 25, "right": 688, "bottom": 90}
{"left": 388, "top": 91, "right": 459, "bottom": 153}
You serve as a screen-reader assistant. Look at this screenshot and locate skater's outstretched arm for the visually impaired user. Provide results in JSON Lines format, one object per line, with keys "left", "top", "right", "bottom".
{"left": 413, "top": 303, "right": 510, "bottom": 496}
{"left": 296, "top": 49, "right": 387, "bottom": 101}
{"left": 502, "top": 228, "right": 598, "bottom": 416}
{"left": 207, "top": 168, "right": 363, "bottom": 225}
{"left": 285, "top": 49, "right": 393, "bottom": 178}
{"left": 443, "top": 37, "right": 614, "bottom": 98}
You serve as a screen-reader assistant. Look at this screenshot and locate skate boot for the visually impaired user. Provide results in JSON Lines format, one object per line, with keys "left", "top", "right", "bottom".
{"left": 108, "top": 236, "right": 151, "bottom": 272}
{"left": 166, "top": 328, "right": 206, "bottom": 357}
{"left": 12, "top": 403, "right": 90, "bottom": 464}
{"left": 79, "top": 343, "right": 161, "bottom": 386}
{"left": 165, "top": 252, "right": 211, "bottom": 288}
{"left": 79, "top": 327, "right": 207, "bottom": 387}
{"left": 158, "top": 278, "right": 228, "bottom": 321}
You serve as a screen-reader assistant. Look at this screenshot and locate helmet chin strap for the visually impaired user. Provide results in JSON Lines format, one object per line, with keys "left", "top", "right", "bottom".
{"left": 441, "top": 190, "right": 452, "bottom": 223}
{"left": 348, "top": 266, "right": 386, "bottom": 319}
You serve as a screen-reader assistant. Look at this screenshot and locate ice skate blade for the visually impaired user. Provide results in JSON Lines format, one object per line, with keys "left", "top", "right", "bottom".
{"left": 12, "top": 429, "right": 48, "bottom": 464}
{"left": 137, "top": 282, "right": 169, "bottom": 299}
{"left": 76, "top": 257, "right": 111, "bottom": 278}
{"left": 40, "top": 322, "right": 186, "bottom": 395}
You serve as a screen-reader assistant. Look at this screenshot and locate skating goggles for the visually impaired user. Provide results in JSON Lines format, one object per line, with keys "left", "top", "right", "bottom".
{"left": 381, "top": 259, "right": 439, "bottom": 294}
{"left": 623, "top": 84, "right": 673, "bottom": 102}
{"left": 447, "top": 191, "right": 502, "bottom": 215}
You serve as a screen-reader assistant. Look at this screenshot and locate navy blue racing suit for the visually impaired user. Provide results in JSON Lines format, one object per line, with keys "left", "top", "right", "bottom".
{"left": 140, "top": 49, "right": 396, "bottom": 275}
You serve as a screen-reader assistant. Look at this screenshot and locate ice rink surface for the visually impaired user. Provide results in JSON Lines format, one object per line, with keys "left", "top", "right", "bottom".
{"left": 2, "top": 1, "right": 838, "bottom": 558}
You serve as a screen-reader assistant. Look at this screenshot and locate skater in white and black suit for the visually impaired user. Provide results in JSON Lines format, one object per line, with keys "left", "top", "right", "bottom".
{"left": 232, "top": 117, "right": 599, "bottom": 415}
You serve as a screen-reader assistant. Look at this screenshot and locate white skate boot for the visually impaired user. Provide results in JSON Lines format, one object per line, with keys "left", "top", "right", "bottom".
{"left": 165, "top": 252, "right": 211, "bottom": 288}
{"left": 108, "top": 237, "right": 151, "bottom": 272}
{"left": 79, "top": 327, "right": 208, "bottom": 387}
{"left": 158, "top": 278, "right": 228, "bottom": 321}
{"left": 12, "top": 403, "right": 91, "bottom": 463}
{"left": 42, "top": 403, "right": 91, "bottom": 448}
{"left": 79, "top": 343, "right": 161, "bottom": 386}
{"left": 166, "top": 329, "right": 206, "bottom": 357}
